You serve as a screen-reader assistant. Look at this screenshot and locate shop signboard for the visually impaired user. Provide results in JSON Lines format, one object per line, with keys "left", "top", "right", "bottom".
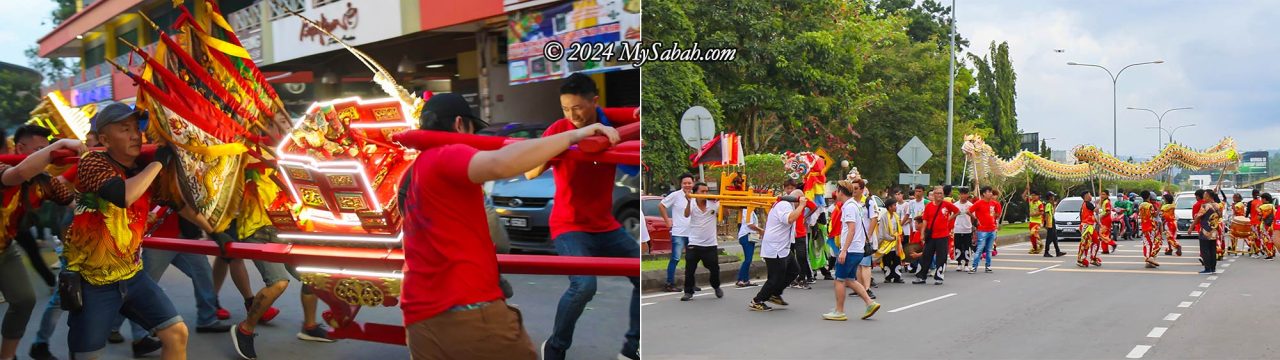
{"left": 271, "top": 0, "right": 406, "bottom": 63}
{"left": 507, "top": 0, "right": 642, "bottom": 85}
{"left": 70, "top": 75, "right": 113, "bottom": 107}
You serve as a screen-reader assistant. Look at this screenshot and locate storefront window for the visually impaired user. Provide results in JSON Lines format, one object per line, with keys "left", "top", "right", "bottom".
{"left": 83, "top": 43, "right": 105, "bottom": 68}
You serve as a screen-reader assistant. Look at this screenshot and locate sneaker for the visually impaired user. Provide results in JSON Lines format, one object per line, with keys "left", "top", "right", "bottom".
{"left": 108, "top": 330, "right": 125, "bottom": 344}
{"left": 822, "top": 311, "right": 848, "bottom": 321}
{"left": 1165, "top": 250, "right": 1173, "bottom": 256}
{"left": 260, "top": 306, "right": 281, "bottom": 324}
{"left": 232, "top": 325, "right": 258, "bottom": 360}
{"left": 1057, "top": 252, "right": 1067, "bottom": 257}
{"left": 1197, "top": 270, "right": 1214, "bottom": 274}
{"left": 1044, "top": 253, "right": 1053, "bottom": 258}
{"left": 748, "top": 301, "right": 774, "bottom": 312}
{"left": 132, "top": 337, "right": 163, "bottom": 358}
{"left": 935, "top": 279, "right": 944, "bottom": 285}
{"left": 1267, "top": 256, "right": 1275, "bottom": 261}
{"left": 862, "top": 302, "right": 882, "bottom": 319}
{"left": 296, "top": 324, "right": 335, "bottom": 343}
{"left": 968, "top": 267, "right": 977, "bottom": 274}
{"left": 868, "top": 290, "right": 876, "bottom": 299}
{"left": 715, "top": 287, "right": 724, "bottom": 298}
{"left": 29, "top": 342, "right": 56, "bottom": 360}
{"left": 216, "top": 307, "right": 232, "bottom": 320}
{"left": 768, "top": 296, "right": 789, "bottom": 306}
{"left": 912, "top": 279, "right": 926, "bottom": 284}
{"left": 197, "top": 320, "right": 234, "bottom": 333}
{"left": 1176, "top": 248, "right": 1182, "bottom": 256}
{"left": 985, "top": 267, "right": 993, "bottom": 273}
{"left": 680, "top": 293, "right": 693, "bottom": 301}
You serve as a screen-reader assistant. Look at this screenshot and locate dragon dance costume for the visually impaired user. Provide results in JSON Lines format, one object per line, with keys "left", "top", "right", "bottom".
{"left": 1229, "top": 201, "right": 1252, "bottom": 256}
{"left": 1027, "top": 199, "right": 1044, "bottom": 254}
{"left": 1160, "top": 203, "right": 1183, "bottom": 256}
{"left": 1139, "top": 201, "right": 1162, "bottom": 267}
{"left": 1099, "top": 197, "right": 1116, "bottom": 254}
{"left": 1078, "top": 200, "right": 1101, "bottom": 267}
{"left": 1260, "top": 203, "right": 1276, "bottom": 258}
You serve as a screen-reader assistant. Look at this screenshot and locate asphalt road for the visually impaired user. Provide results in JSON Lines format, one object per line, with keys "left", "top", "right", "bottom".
{"left": 2, "top": 253, "right": 635, "bottom": 359}
{"left": 641, "top": 238, "right": 1277, "bottom": 359}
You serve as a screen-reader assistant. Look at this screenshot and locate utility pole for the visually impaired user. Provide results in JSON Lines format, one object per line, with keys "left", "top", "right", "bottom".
{"left": 946, "top": 0, "right": 956, "bottom": 185}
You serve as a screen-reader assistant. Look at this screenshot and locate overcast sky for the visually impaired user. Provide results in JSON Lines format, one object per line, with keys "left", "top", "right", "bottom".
{"left": 0, "top": 0, "right": 56, "bottom": 69}
{"left": 957, "top": 0, "right": 1279, "bottom": 158}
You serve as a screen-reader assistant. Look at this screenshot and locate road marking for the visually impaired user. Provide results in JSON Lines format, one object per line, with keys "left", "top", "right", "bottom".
{"left": 1127, "top": 345, "right": 1152, "bottom": 358}
{"left": 1178, "top": 301, "right": 1193, "bottom": 308}
{"left": 693, "top": 292, "right": 715, "bottom": 298}
{"left": 641, "top": 292, "right": 682, "bottom": 299}
{"left": 1190, "top": 291, "right": 1203, "bottom": 297}
{"left": 1206, "top": 276, "right": 1218, "bottom": 280}
{"left": 1027, "top": 264, "right": 1061, "bottom": 274}
{"left": 993, "top": 258, "right": 1063, "bottom": 263}
{"left": 1222, "top": 263, "right": 1232, "bottom": 268}
{"left": 1047, "top": 268, "right": 1201, "bottom": 275}
{"left": 1100, "top": 261, "right": 1201, "bottom": 266}
{"left": 1164, "top": 313, "right": 1181, "bottom": 321}
{"left": 641, "top": 302, "right": 655, "bottom": 306}
{"left": 1229, "top": 258, "right": 1237, "bottom": 262}
{"left": 1147, "top": 327, "right": 1168, "bottom": 338}
{"left": 887, "top": 293, "right": 957, "bottom": 313}
{"left": 1199, "top": 282, "right": 1211, "bottom": 288}
{"left": 988, "top": 266, "right": 1038, "bottom": 271}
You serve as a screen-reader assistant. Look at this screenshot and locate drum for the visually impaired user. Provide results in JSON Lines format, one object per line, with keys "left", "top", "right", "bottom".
{"left": 1230, "top": 216, "right": 1252, "bottom": 238}
{"left": 905, "top": 243, "right": 924, "bottom": 260}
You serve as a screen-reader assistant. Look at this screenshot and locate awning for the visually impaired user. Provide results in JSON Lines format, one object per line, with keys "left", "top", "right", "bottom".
{"left": 37, "top": 0, "right": 146, "bottom": 57}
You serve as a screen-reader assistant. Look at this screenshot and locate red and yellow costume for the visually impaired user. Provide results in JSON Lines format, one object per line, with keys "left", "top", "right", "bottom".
{"left": 1078, "top": 201, "right": 1101, "bottom": 267}
{"left": 1230, "top": 201, "right": 1252, "bottom": 255}
{"left": 1160, "top": 203, "right": 1183, "bottom": 256}
{"left": 1027, "top": 199, "right": 1044, "bottom": 254}
{"left": 1259, "top": 203, "right": 1276, "bottom": 258}
{"left": 64, "top": 152, "right": 168, "bottom": 285}
{"left": 1099, "top": 197, "right": 1116, "bottom": 254}
{"left": 1139, "top": 201, "right": 1162, "bottom": 267}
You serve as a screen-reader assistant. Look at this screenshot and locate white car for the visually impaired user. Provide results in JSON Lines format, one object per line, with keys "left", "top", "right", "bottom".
{"left": 1173, "top": 191, "right": 1197, "bottom": 238}
{"left": 1053, "top": 197, "right": 1084, "bottom": 241}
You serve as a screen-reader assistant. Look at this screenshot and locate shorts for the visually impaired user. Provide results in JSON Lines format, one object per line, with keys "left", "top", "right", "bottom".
{"left": 406, "top": 300, "right": 536, "bottom": 359}
{"left": 68, "top": 272, "right": 182, "bottom": 357}
{"left": 835, "top": 252, "right": 866, "bottom": 280}
{"left": 239, "top": 225, "right": 297, "bottom": 285}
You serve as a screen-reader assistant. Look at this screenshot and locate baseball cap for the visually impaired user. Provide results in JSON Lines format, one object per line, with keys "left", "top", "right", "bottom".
{"left": 90, "top": 102, "right": 147, "bottom": 133}
{"left": 419, "top": 93, "right": 487, "bottom": 131}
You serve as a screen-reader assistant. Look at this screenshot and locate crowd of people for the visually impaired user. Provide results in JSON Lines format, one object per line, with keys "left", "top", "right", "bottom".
{"left": 0, "top": 73, "right": 639, "bottom": 360}
{"left": 654, "top": 171, "right": 1280, "bottom": 321}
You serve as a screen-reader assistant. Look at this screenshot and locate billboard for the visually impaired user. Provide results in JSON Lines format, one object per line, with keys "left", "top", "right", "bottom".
{"left": 506, "top": 0, "right": 642, "bottom": 85}
{"left": 1239, "top": 151, "right": 1269, "bottom": 175}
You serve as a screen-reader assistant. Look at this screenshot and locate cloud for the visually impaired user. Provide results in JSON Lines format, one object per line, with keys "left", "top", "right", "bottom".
{"left": 0, "top": 0, "right": 57, "bottom": 67}
{"left": 957, "top": 0, "right": 1280, "bottom": 157}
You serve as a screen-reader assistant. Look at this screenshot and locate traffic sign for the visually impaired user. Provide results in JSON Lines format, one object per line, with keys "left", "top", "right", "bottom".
{"left": 898, "top": 136, "right": 932, "bottom": 172}
{"left": 899, "top": 173, "right": 930, "bottom": 186}
{"left": 679, "top": 106, "right": 715, "bottom": 149}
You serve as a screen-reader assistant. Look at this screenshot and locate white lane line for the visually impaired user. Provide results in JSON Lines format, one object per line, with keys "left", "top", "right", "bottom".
{"left": 1147, "top": 327, "right": 1168, "bottom": 338}
{"left": 1222, "top": 263, "right": 1232, "bottom": 268}
{"left": 1199, "top": 282, "right": 1211, "bottom": 288}
{"left": 641, "top": 302, "right": 655, "bottom": 306}
{"left": 693, "top": 292, "right": 716, "bottom": 298}
{"left": 887, "top": 293, "right": 957, "bottom": 313}
{"left": 1164, "top": 313, "right": 1181, "bottom": 321}
{"left": 1027, "top": 264, "right": 1061, "bottom": 274}
{"left": 1229, "top": 258, "right": 1237, "bottom": 262}
{"left": 1207, "top": 276, "right": 1218, "bottom": 280}
{"left": 641, "top": 292, "right": 681, "bottom": 299}
{"left": 1178, "top": 301, "right": 1193, "bottom": 308}
{"left": 1127, "top": 345, "right": 1152, "bottom": 358}
{"left": 1190, "top": 291, "right": 1203, "bottom": 297}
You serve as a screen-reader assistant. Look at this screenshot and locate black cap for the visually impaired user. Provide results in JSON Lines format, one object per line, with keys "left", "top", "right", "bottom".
{"left": 90, "top": 102, "right": 145, "bottom": 133}
{"left": 420, "top": 93, "right": 487, "bottom": 131}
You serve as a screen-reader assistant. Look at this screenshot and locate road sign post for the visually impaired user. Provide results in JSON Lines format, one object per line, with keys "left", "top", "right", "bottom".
{"left": 680, "top": 106, "right": 716, "bottom": 182}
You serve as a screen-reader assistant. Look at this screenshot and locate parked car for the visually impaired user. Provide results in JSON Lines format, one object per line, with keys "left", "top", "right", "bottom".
{"left": 642, "top": 195, "right": 671, "bottom": 254}
{"left": 1174, "top": 191, "right": 1197, "bottom": 237}
{"left": 491, "top": 169, "right": 641, "bottom": 252}
{"left": 478, "top": 122, "right": 550, "bottom": 139}
{"left": 1054, "top": 197, "right": 1084, "bottom": 241}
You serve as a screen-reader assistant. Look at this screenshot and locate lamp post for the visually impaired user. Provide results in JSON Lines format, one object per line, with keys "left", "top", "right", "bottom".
{"left": 1067, "top": 60, "right": 1164, "bottom": 155}
{"left": 1128, "top": 106, "right": 1192, "bottom": 152}
{"left": 946, "top": 0, "right": 957, "bottom": 185}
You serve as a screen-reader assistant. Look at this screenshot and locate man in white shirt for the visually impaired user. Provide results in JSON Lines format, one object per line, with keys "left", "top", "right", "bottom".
{"left": 658, "top": 173, "right": 696, "bottom": 292}
{"left": 952, "top": 187, "right": 975, "bottom": 271}
{"left": 735, "top": 208, "right": 764, "bottom": 288}
{"left": 681, "top": 183, "right": 722, "bottom": 301}
{"left": 749, "top": 190, "right": 807, "bottom": 312}
{"left": 824, "top": 180, "right": 881, "bottom": 321}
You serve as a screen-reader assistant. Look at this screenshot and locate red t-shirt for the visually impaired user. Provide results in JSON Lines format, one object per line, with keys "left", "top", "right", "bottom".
{"left": 401, "top": 144, "right": 503, "bottom": 326}
{"left": 830, "top": 204, "right": 843, "bottom": 239}
{"left": 1249, "top": 199, "right": 1262, "bottom": 225}
{"left": 1192, "top": 199, "right": 1205, "bottom": 230}
{"left": 970, "top": 199, "right": 1002, "bottom": 232}
{"left": 793, "top": 200, "right": 817, "bottom": 238}
{"left": 921, "top": 201, "right": 959, "bottom": 239}
{"left": 542, "top": 119, "right": 622, "bottom": 239}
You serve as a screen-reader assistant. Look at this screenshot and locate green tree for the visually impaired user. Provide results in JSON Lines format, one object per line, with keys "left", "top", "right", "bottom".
{"left": 870, "top": 0, "right": 970, "bottom": 51}
{"left": 0, "top": 70, "right": 41, "bottom": 128}
{"left": 26, "top": 0, "right": 79, "bottom": 85}
{"left": 969, "top": 41, "right": 1019, "bottom": 157}
{"left": 641, "top": 0, "right": 722, "bottom": 191}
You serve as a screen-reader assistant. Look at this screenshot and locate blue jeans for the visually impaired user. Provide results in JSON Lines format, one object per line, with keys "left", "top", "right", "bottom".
{"left": 68, "top": 272, "right": 182, "bottom": 357}
{"left": 975, "top": 231, "right": 997, "bottom": 268}
{"left": 33, "top": 248, "right": 67, "bottom": 345}
{"left": 546, "top": 228, "right": 640, "bottom": 360}
{"left": 110, "top": 248, "right": 218, "bottom": 340}
{"left": 737, "top": 235, "right": 755, "bottom": 282}
{"left": 666, "top": 235, "right": 689, "bottom": 284}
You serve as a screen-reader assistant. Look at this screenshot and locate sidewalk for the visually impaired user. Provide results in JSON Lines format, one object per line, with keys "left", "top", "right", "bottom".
{"left": 641, "top": 232, "right": 1036, "bottom": 292}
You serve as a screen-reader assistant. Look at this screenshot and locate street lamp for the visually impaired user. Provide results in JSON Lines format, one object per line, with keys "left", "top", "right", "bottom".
{"left": 1068, "top": 60, "right": 1164, "bottom": 155}
{"left": 1128, "top": 106, "right": 1192, "bottom": 152}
